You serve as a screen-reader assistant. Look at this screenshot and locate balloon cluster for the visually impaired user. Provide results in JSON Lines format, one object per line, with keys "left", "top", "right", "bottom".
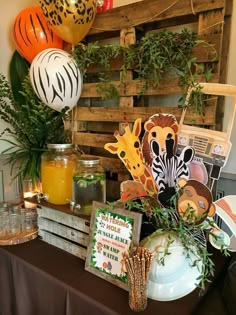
{"left": 12, "top": 1, "right": 97, "bottom": 111}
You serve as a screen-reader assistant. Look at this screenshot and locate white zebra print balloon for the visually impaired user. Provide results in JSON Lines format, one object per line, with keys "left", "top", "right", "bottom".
{"left": 30, "top": 48, "right": 82, "bottom": 112}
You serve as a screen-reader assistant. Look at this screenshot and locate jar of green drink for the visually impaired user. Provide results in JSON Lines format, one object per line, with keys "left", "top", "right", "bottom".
{"left": 72, "top": 157, "right": 106, "bottom": 215}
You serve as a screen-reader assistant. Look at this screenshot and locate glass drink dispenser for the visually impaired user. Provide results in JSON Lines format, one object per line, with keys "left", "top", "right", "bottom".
{"left": 41, "top": 144, "right": 78, "bottom": 205}
{"left": 72, "top": 157, "right": 106, "bottom": 215}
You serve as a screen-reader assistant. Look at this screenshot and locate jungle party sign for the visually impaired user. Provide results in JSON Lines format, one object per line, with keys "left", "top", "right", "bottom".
{"left": 85, "top": 205, "right": 142, "bottom": 290}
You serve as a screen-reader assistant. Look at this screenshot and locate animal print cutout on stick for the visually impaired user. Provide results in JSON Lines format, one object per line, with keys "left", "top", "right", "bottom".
{"left": 151, "top": 137, "right": 194, "bottom": 208}
{"left": 104, "top": 118, "right": 158, "bottom": 199}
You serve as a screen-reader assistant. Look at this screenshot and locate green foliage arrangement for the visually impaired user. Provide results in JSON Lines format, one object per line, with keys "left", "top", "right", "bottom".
{"left": 0, "top": 53, "right": 69, "bottom": 184}
{"left": 73, "top": 28, "right": 215, "bottom": 111}
{"left": 108, "top": 197, "right": 229, "bottom": 292}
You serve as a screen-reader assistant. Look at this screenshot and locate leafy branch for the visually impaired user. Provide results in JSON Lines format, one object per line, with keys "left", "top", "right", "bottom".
{"left": 108, "top": 198, "right": 228, "bottom": 293}
{"left": 0, "top": 71, "right": 69, "bottom": 184}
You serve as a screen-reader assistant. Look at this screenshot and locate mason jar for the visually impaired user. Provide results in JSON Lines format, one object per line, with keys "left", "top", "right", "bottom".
{"left": 41, "top": 144, "right": 79, "bottom": 205}
{"left": 72, "top": 157, "right": 106, "bottom": 215}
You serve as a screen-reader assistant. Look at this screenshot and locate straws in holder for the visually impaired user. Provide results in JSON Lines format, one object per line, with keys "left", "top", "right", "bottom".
{"left": 124, "top": 247, "right": 153, "bottom": 312}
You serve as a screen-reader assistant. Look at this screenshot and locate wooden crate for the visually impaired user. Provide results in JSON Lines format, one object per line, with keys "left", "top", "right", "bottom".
{"left": 37, "top": 201, "right": 90, "bottom": 260}
{"left": 72, "top": 0, "right": 232, "bottom": 200}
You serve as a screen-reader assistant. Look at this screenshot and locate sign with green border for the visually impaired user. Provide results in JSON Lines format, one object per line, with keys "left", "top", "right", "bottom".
{"left": 85, "top": 202, "right": 142, "bottom": 290}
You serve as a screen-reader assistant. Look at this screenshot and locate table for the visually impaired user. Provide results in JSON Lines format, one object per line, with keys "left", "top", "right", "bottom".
{"left": 0, "top": 238, "right": 229, "bottom": 315}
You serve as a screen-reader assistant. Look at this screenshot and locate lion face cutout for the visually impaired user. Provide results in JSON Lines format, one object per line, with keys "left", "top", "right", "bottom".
{"left": 141, "top": 113, "right": 179, "bottom": 166}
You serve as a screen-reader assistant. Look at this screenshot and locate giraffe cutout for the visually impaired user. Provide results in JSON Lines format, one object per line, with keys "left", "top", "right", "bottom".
{"left": 104, "top": 118, "right": 158, "bottom": 199}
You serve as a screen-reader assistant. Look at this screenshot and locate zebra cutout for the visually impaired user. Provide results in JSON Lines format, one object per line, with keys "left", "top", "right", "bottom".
{"left": 150, "top": 137, "right": 194, "bottom": 208}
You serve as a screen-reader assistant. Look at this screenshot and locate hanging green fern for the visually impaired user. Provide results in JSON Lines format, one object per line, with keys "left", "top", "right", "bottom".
{"left": 73, "top": 28, "right": 216, "bottom": 112}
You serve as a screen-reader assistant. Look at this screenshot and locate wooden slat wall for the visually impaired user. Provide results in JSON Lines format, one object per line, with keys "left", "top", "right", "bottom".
{"left": 113, "top": 0, "right": 143, "bottom": 8}
{"left": 72, "top": 0, "right": 232, "bottom": 200}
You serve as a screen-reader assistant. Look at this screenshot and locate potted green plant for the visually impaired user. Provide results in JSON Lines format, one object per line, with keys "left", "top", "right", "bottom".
{"left": 0, "top": 51, "right": 69, "bottom": 191}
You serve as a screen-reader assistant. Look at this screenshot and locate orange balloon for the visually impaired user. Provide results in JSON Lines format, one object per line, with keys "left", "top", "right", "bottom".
{"left": 13, "top": 6, "right": 63, "bottom": 63}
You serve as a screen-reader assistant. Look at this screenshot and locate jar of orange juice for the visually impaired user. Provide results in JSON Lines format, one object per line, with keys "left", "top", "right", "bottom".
{"left": 41, "top": 144, "right": 79, "bottom": 205}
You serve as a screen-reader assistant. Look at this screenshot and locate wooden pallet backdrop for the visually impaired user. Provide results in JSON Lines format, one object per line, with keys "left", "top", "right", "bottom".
{"left": 71, "top": 0, "right": 232, "bottom": 200}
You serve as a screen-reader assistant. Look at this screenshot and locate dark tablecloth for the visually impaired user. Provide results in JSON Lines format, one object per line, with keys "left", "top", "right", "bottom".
{"left": 0, "top": 238, "right": 228, "bottom": 315}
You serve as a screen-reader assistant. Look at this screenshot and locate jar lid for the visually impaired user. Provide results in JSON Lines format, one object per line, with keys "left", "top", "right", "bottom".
{"left": 47, "top": 144, "right": 74, "bottom": 149}
{"left": 78, "top": 157, "right": 100, "bottom": 165}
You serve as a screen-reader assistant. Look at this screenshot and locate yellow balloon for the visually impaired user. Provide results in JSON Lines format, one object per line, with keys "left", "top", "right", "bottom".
{"left": 39, "top": 0, "right": 97, "bottom": 44}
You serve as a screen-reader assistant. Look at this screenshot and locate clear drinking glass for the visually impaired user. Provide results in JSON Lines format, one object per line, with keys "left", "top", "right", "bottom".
{"left": 8, "top": 213, "right": 21, "bottom": 236}
{"left": 20, "top": 208, "right": 27, "bottom": 232}
{"left": 0, "top": 210, "right": 9, "bottom": 238}
{"left": 24, "top": 210, "right": 36, "bottom": 231}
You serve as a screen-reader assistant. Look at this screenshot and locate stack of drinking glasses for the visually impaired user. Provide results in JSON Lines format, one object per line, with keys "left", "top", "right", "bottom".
{"left": 0, "top": 203, "right": 37, "bottom": 240}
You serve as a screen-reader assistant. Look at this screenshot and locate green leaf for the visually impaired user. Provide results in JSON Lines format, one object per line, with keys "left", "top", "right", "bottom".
{"left": 10, "top": 50, "right": 29, "bottom": 104}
